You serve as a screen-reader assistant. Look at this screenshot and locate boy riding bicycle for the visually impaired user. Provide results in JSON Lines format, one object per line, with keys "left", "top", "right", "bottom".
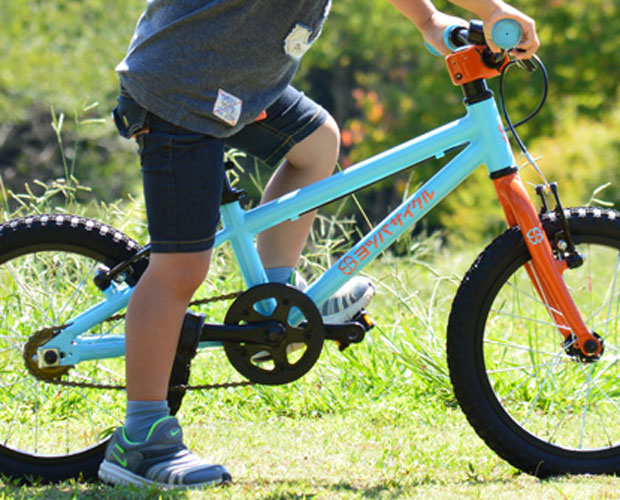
{"left": 99, "top": 0, "right": 539, "bottom": 489}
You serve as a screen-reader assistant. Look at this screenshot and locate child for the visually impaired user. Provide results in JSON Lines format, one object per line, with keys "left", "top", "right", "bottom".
{"left": 98, "top": 0, "right": 538, "bottom": 489}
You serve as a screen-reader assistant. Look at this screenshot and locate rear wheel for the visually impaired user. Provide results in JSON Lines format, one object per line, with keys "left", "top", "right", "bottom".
{"left": 0, "top": 214, "right": 144, "bottom": 481}
{"left": 448, "top": 208, "right": 620, "bottom": 476}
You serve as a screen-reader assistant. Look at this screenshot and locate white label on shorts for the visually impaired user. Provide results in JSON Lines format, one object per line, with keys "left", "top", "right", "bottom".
{"left": 213, "top": 88, "right": 243, "bottom": 127}
{"left": 284, "top": 23, "right": 313, "bottom": 60}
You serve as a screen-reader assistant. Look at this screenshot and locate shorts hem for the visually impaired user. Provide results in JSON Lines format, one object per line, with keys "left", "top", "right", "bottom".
{"left": 149, "top": 237, "right": 215, "bottom": 253}
{"left": 261, "top": 108, "right": 327, "bottom": 167}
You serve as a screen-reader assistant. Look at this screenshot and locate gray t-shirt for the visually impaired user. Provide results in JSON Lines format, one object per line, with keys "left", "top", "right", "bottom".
{"left": 117, "top": 0, "right": 331, "bottom": 138}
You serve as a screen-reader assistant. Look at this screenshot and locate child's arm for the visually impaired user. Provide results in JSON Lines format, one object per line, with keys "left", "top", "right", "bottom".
{"left": 387, "top": 0, "right": 539, "bottom": 58}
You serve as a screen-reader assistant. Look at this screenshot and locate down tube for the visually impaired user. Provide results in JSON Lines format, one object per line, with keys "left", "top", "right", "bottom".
{"left": 304, "top": 143, "right": 484, "bottom": 310}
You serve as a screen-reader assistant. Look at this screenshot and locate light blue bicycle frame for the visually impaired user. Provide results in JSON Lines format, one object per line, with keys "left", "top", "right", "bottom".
{"left": 45, "top": 95, "right": 516, "bottom": 366}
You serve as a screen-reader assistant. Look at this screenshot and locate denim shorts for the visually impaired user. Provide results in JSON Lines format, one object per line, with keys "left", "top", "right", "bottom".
{"left": 113, "top": 86, "right": 328, "bottom": 253}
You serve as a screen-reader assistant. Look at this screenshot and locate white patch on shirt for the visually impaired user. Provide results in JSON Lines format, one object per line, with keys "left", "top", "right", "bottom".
{"left": 213, "top": 88, "right": 243, "bottom": 126}
{"left": 284, "top": 23, "right": 313, "bottom": 60}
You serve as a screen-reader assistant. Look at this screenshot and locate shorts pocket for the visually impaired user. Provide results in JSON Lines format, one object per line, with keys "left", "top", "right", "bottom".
{"left": 113, "top": 88, "right": 149, "bottom": 139}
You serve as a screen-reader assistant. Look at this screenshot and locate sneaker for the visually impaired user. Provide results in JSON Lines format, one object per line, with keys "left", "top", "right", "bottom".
{"left": 98, "top": 416, "right": 231, "bottom": 489}
{"left": 292, "top": 272, "right": 375, "bottom": 324}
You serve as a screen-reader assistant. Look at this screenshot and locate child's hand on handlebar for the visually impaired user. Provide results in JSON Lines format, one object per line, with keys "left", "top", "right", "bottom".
{"left": 481, "top": 3, "right": 539, "bottom": 58}
{"left": 420, "top": 11, "right": 468, "bottom": 56}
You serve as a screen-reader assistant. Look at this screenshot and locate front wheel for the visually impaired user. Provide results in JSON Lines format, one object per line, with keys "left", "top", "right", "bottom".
{"left": 448, "top": 207, "right": 620, "bottom": 476}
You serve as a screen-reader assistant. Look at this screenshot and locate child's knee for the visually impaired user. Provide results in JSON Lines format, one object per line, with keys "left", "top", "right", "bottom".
{"left": 321, "top": 113, "right": 341, "bottom": 163}
{"left": 287, "top": 113, "right": 340, "bottom": 173}
{"left": 147, "top": 251, "right": 211, "bottom": 297}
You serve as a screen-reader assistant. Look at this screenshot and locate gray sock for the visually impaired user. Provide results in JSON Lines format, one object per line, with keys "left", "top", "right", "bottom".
{"left": 125, "top": 400, "right": 170, "bottom": 442}
{"left": 265, "top": 266, "right": 294, "bottom": 284}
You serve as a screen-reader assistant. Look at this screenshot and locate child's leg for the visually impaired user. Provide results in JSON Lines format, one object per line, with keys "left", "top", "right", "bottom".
{"left": 226, "top": 86, "right": 375, "bottom": 322}
{"left": 125, "top": 251, "right": 211, "bottom": 401}
{"left": 256, "top": 114, "right": 340, "bottom": 268}
{"left": 100, "top": 91, "right": 230, "bottom": 488}
{"left": 257, "top": 116, "right": 375, "bottom": 322}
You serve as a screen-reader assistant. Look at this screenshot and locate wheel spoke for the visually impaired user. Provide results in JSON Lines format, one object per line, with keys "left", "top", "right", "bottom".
{"left": 504, "top": 280, "right": 564, "bottom": 317}
{"left": 590, "top": 356, "right": 620, "bottom": 385}
{"left": 489, "top": 308, "right": 572, "bottom": 332}
{"left": 484, "top": 338, "right": 561, "bottom": 359}
{"left": 1, "top": 402, "right": 22, "bottom": 450}
{"left": 5, "top": 261, "right": 50, "bottom": 323}
{"left": 487, "top": 357, "right": 565, "bottom": 375}
{"left": 494, "top": 348, "right": 566, "bottom": 405}
{"left": 0, "top": 382, "right": 38, "bottom": 446}
{"left": 0, "top": 342, "right": 22, "bottom": 355}
{"left": 574, "top": 362, "right": 620, "bottom": 449}
{"left": 33, "top": 253, "right": 58, "bottom": 324}
{"left": 579, "top": 364, "right": 595, "bottom": 449}
{"left": 57, "top": 260, "right": 99, "bottom": 321}
{"left": 0, "top": 379, "right": 37, "bottom": 415}
{"left": 64, "top": 383, "right": 124, "bottom": 424}
{"left": 592, "top": 311, "right": 620, "bottom": 333}
{"left": 519, "top": 350, "right": 564, "bottom": 429}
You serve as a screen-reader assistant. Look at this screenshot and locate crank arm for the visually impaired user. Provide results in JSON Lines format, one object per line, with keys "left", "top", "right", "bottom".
{"left": 200, "top": 311, "right": 373, "bottom": 348}
{"left": 200, "top": 321, "right": 287, "bottom": 344}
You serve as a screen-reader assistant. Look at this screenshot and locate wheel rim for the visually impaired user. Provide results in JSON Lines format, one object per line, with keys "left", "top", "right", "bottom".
{"left": 483, "top": 235, "right": 620, "bottom": 452}
{"left": 0, "top": 248, "right": 125, "bottom": 458}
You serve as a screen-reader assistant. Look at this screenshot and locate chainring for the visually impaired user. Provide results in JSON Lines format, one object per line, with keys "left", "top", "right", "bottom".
{"left": 223, "top": 283, "right": 324, "bottom": 385}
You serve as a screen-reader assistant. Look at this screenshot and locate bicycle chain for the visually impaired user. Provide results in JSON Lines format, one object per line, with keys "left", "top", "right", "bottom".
{"left": 25, "top": 290, "right": 256, "bottom": 392}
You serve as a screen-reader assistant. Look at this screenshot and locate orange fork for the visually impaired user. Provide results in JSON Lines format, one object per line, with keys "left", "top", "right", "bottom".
{"left": 493, "top": 171, "right": 602, "bottom": 358}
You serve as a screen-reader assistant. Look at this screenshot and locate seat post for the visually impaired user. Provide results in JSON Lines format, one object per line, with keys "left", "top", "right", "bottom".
{"left": 221, "top": 161, "right": 247, "bottom": 205}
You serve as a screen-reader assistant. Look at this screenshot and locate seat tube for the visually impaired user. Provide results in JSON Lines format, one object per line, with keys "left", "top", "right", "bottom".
{"left": 219, "top": 201, "right": 267, "bottom": 287}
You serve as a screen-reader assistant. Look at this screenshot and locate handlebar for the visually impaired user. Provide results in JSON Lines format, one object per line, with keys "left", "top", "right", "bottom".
{"left": 425, "top": 18, "right": 523, "bottom": 55}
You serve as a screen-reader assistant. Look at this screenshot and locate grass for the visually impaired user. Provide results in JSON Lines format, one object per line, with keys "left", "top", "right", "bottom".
{"left": 3, "top": 178, "right": 620, "bottom": 498}
{"left": 3, "top": 232, "right": 620, "bottom": 498}
{"left": 3, "top": 403, "right": 620, "bottom": 499}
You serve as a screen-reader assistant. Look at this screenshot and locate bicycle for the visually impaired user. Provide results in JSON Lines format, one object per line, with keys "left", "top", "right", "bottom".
{"left": 2, "top": 19, "right": 620, "bottom": 482}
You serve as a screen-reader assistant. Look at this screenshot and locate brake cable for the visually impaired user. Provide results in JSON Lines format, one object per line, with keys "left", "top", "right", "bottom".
{"left": 498, "top": 54, "right": 550, "bottom": 185}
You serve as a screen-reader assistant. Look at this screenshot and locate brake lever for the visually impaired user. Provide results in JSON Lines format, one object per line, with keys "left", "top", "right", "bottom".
{"left": 512, "top": 48, "right": 537, "bottom": 72}
{"left": 515, "top": 58, "right": 537, "bottom": 72}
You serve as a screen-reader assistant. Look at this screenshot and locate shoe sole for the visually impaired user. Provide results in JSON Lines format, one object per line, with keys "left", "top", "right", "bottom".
{"left": 322, "top": 282, "right": 375, "bottom": 324}
{"left": 98, "top": 460, "right": 231, "bottom": 489}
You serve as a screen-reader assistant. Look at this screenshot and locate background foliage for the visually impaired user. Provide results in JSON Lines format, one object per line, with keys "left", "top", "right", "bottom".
{"left": 1, "top": 0, "right": 619, "bottom": 241}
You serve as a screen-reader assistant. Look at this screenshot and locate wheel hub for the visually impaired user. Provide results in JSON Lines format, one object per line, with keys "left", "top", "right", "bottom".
{"left": 563, "top": 332, "right": 605, "bottom": 363}
{"left": 23, "top": 328, "right": 73, "bottom": 381}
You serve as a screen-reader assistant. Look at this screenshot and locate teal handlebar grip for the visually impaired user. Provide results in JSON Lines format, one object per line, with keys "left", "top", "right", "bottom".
{"left": 491, "top": 19, "right": 523, "bottom": 49}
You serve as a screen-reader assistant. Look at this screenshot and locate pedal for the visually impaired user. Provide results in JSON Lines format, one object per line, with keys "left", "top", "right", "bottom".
{"left": 357, "top": 310, "right": 375, "bottom": 330}
{"left": 325, "top": 310, "right": 375, "bottom": 351}
{"left": 167, "top": 311, "right": 203, "bottom": 414}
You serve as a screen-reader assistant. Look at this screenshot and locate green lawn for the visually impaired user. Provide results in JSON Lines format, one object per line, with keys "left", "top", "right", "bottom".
{"left": 3, "top": 401, "right": 620, "bottom": 499}
{"left": 2, "top": 211, "right": 620, "bottom": 498}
